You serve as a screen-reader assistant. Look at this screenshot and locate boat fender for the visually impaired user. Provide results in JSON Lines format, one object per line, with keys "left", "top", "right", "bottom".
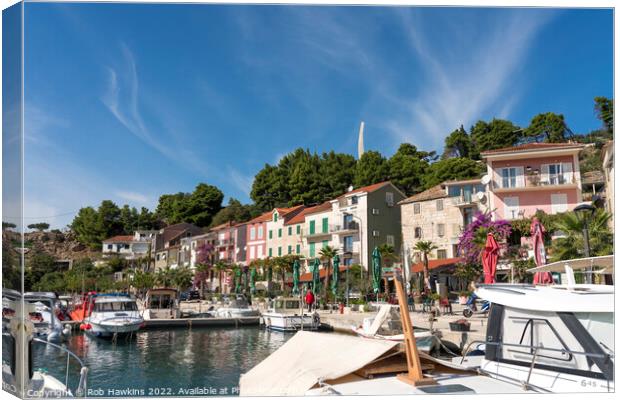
{"left": 84, "top": 324, "right": 92, "bottom": 330}
{"left": 62, "top": 326, "right": 71, "bottom": 336}
{"left": 312, "top": 313, "right": 320, "bottom": 326}
{"left": 79, "top": 323, "right": 85, "bottom": 331}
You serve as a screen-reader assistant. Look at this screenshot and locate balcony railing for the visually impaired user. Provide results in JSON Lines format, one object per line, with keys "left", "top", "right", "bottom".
{"left": 331, "top": 221, "right": 359, "bottom": 233}
{"left": 449, "top": 195, "right": 477, "bottom": 207}
{"left": 217, "top": 239, "right": 235, "bottom": 247}
{"left": 493, "top": 172, "right": 576, "bottom": 191}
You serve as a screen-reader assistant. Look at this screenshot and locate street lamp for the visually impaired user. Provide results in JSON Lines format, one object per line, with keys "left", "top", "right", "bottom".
{"left": 574, "top": 202, "right": 596, "bottom": 284}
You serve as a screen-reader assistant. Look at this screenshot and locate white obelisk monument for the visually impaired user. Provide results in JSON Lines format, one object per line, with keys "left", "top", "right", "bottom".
{"left": 357, "top": 121, "right": 365, "bottom": 159}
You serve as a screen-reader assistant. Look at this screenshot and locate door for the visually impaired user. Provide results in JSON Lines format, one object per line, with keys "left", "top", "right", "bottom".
{"left": 504, "top": 196, "right": 520, "bottom": 219}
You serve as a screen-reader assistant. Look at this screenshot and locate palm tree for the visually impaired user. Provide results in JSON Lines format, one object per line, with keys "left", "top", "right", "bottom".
{"left": 318, "top": 246, "right": 337, "bottom": 301}
{"left": 550, "top": 209, "right": 613, "bottom": 261}
{"left": 156, "top": 266, "right": 174, "bottom": 288}
{"left": 414, "top": 241, "right": 438, "bottom": 293}
{"left": 378, "top": 244, "right": 398, "bottom": 268}
{"left": 213, "top": 261, "right": 228, "bottom": 294}
{"left": 171, "top": 266, "right": 194, "bottom": 292}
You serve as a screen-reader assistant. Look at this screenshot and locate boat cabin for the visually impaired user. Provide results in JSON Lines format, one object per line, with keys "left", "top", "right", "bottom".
{"left": 268, "top": 297, "right": 303, "bottom": 313}
{"left": 143, "top": 288, "right": 180, "bottom": 319}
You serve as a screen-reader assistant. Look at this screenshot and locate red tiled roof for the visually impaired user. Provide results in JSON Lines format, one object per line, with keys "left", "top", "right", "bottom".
{"left": 285, "top": 201, "right": 332, "bottom": 225}
{"left": 210, "top": 221, "right": 236, "bottom": 231}
{"left": 442, "top": 178, "right": 482, "bottom": 186}
{"left": 277, "top": 204, "right": 305, "bottom": 218}
{"left": 337, "top": 181, "right": 392, "bottom": 199}
{"left": 103, "top": 235, "right": 134, "bottom": 243}
{"left": 410, "top": 257, "right": 463, "bottom": 273}
{"left": 399, "top": 184, "right": 446, "bottom": 205}
{"left": 247, "top": 211, "right": 272, "bottom": 224}
{"left": 481, "top": 142, "right": 583, "bottom": 156}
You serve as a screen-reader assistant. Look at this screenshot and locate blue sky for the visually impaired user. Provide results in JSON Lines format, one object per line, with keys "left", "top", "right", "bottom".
{"left": 18, "top": 4, "right": 612, "bottom": 228}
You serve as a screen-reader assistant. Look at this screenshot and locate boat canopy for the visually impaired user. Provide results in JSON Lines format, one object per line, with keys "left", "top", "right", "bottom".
{"left": 239, "top": 331, "right": 398, "bottom": 396}
{"left": 527, "top": 255, "right": 614, "bottom": 274}
{"left": 475, "top": 284, "right": 613, "bottom": 313}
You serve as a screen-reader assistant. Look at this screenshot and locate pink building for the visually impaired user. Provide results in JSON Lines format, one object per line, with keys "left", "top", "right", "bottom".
{"left": 245, "top": 211, "right": 271, "bottom": 265}
{"left": 211, "top": 221, "right": 237, "bottom": 263}
{"left": 482, "top": 143, "right": 584, "bottom": 220}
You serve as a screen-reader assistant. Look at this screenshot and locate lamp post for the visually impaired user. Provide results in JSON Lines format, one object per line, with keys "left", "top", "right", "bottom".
{"left": 574, "top": 202, "right": 596, "bottom": 284}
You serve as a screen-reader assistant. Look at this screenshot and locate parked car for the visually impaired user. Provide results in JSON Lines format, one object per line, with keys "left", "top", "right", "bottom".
{"left": 180, "top": 290, "right": 200, "bottom": 301}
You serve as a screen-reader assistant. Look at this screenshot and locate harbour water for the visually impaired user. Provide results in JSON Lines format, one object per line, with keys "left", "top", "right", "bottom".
{"left": 32, "top": 327, "right": 293, "bottom": 397}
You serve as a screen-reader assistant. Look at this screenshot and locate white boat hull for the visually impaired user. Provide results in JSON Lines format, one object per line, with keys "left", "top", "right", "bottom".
{"left": 85, "top": 317, "right": 143, "bottom": 338}
{"left": 263, "top": 313, "right": 319, "bottom": 332}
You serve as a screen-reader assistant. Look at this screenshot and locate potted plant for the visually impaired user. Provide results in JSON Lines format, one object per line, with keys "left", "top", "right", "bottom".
{"left": 458, "top": 291, "right": 471, "bottom": 305}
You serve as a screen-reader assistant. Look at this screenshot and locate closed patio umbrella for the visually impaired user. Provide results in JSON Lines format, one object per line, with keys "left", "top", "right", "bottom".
{"left": 531, "top": 217, "right": 553, "bottom": 284}
{"left": 312, "top": 258, "right": 321, "bottom": 296}
{"left": 250, "top": 267, "right": 257, "bottom": 294}
{"left": 331, "top": 254, "right": 340, "bottom": 296}
{"left": 292, "top": 259, "right": 300, "bottom": 295}
{"left": 372, "top": 247, "right": 382, "bottom": 295}
{"left": 482, "top": 233, "right": 500, "bottom": 284}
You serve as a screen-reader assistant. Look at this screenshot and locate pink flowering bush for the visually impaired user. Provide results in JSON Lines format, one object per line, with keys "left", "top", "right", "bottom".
{"left": 457, "top": 211, "right": 512, "bottom": 265}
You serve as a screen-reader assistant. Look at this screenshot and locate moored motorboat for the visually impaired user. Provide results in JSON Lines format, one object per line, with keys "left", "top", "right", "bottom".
{"left": 83, "top": 294, "right": 143, "bottom": 338}
{"left": 215, "top": 296, "right": 260, "bottom": 318}
{"left": 262, "top": 297, "right": 320, "bottom": 332}
{"left": 23, "top": 292, "right": 71, "bottom": 342}
{"left": 140, "top": 288, "right": 181, "bottom": 320}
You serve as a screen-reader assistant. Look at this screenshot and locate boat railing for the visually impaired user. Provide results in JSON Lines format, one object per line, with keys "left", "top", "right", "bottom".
{"left": 460, "top": 339, "right": 614, "bottom": 391}
{"left": 32, "top": 337, "right": 89, "bottom": 397}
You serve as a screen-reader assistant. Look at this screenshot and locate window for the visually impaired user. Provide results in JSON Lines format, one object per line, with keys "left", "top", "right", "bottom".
{"left": 278, "top": 228, "right": 282, "bottom": 238}
{"left": 156, "top": 254, "right": 161, "bottom": 261}
{"left": 258, "top": 226, "right": 263, "bottom": 239}
{"left": 309, "top": 220, "right": 316, "bottom": 235}
{"left": 269, "top": 230, "right": 273, "bottom": 239}
{"left": 437, "top": 249, "right": 447, "bottom": 259}
{"left": 257, "top": 246, "right": 263, "bottom": 258}
{"left": 386, "top": 192, "right": 394, "bottom": 206}
{"left": 273, "top": 212, "right": 278, "bottom": 222}
{"left": 250, "top": 227, "right": 256, "bottom": 240}
{"left": 437, "top": 224, "right": 445, "bottom": 237}
{"left": 436, "top": 199, "right": 443, "bottom": 211}
{"left": 501, "top": 167, "right": 524, "bottom": 188}
{"left": 309, "top": 242, "right": 316, "bottom": 257}
{"left": 372, "top": 208, "right": 380, "bottom": 215}
{"left": 107, "top": 244, "right": 113, "bottom": 250}
{"left": 343, "top": 214, "right": 353, "bottom": 228}
{"left": 386, "top": 235, "right": 395, "bottom": 246}
{"left": 268, "top": 248, "right": 273, "bottom": 257}
{"left": 504, "top": 196, "right": 520, "bottom": 219}
{"left": 414, "top": 203, "right": 420, "bottom": 214}
{"left": 543, "top": 163, "right": 567, "bottom": 185}
{"left": 372, "top": 230, "right": 380, "bottom": 237}
{"left": 288, "top": 226, "right": 292, "bottom": 236}
{"left": 296, "top": 244, "right": 300, "bottom": 254}
{"left": 278, "top": 247, "right": 282, "bottom": 256}
{"left": 322, "top": 240, "right": 328, "bottom": 249}
{"left": 343, "top": 236, "right": 353, "bottom": 252}
{"left": 414, "top": 227, "right": 422, "bottom": 239}
{"left": 551, "top": 193, "right": 568, "bottom": 214}
{"left": 249, "top": 246, "right": 256, "bottom": 259}
{"left": 351, "top": 195, "right": 358, "bottom": 205}
{"left": 296, "top": 225, "right": 301, "bottom": 234}
{"left": 288, "top": 245, "right": 292, "bottom": 255}
{"left": 322, "top": 217, "right": 328, "bottom": 233}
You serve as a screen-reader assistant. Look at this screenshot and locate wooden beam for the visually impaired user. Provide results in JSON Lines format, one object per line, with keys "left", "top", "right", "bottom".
{"left": 394, "top": 274, "right": 437, "bottom": 387}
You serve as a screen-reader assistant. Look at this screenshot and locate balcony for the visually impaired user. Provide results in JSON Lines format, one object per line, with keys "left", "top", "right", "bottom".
{"left": 217, "top": 239, "right": 235, "bottom": 247}
{"left": 305, "top": 229, "right": 331, "bottom": 239}
{"left": 493, "top": 172, "right": 578, "bottom": 193}
{"left": 449, "top": 195, "right": 477, "bottom": 208}
{"left": 331, "top": 221, "right": 360, "bottom": 235}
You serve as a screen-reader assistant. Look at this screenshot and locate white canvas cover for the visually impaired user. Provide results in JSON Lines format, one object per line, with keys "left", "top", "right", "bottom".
{"left": 239, "top": 331, "right": 398, "bottom": 396}
{"left": 366, "top": 304, "right": 392, "bottom": 335}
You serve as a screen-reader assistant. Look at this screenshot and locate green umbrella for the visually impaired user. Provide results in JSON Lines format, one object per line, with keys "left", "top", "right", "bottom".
{"left": 292, "top": 259, "right": 300, "bottom": 295}
{"left": 331, "top": 254, "right": 340, "bottom": 296}
{"left": 372, "top": 247, "right": 382, "bottom": 295}
{"left": 235, "top": 268, "right": 242, "bottom": 294}
{"left": 250, "top": 268, "right": 257, "bottom": 294}
{"left": 312, "top": 258, "right": 321, "bottom": 296}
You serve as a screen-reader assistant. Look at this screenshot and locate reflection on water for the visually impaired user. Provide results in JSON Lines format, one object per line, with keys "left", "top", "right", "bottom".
{"left": 32, "top": 327, "right": 292, "bottom": 396}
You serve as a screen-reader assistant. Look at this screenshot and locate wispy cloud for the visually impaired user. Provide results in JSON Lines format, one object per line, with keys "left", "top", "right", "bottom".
{"left": 383, "top": 9, "right": 553, "bottom": 149}
{"left": 101, "top": 43, "right": 209, "bottom": 174}
{"left": 114, "top": 190, "right": 150, "bottom": 205}
{"left": 227, "top": 167, "right": 253, "bottom": 198}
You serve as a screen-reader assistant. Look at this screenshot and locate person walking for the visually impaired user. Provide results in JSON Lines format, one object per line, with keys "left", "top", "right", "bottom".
{"left": 304, "top": 289, "right": 315, "bottom": 313}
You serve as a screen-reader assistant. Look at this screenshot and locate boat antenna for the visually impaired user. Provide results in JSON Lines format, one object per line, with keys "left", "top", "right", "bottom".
{"left": 394, "top": 274, "right": 437, "bottom": 387}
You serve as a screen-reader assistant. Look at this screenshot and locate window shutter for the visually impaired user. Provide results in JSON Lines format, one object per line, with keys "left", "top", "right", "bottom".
{"left": 309, "top": 221, "right": 315, "bottom": 235}
{"left": 516, "top": 167, "right": 525, "bottom": 188}
{"left": 562, "top": 162, "right": 573, "bottom": 183}
{"left": 541, "top": 164, "right": 550, "bottom": 185}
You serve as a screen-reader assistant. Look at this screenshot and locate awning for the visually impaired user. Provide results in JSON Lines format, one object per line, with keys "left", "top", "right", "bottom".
{"left": 527, "top": 255, "right": 614, "bottom": 274}
{"left": 239, "top": 331, "right": 398, "bottom": 396}
{"left": 410, "top": 257, "right": 464, "bottom": 274}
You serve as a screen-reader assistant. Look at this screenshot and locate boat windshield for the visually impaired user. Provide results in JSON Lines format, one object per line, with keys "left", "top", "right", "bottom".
{"left": 274, "top": 300, "right": 300, "bottom": 310}
{"left": 149, "top": 294, "right": 175, "bottom": 309}
{"left": 94, "top": 301, "right": 138, "bottom": 312}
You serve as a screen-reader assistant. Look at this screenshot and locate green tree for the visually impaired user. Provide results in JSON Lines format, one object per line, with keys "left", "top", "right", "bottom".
{"left": 2, "top": 246, "right": 20, "bottom": 290}
{"left": 378, "top": 243, "right": 398, "bottom": 268}
{"left": 250, "top": 164, "right": 290, "bottom": 212}
{"left": 156, "top": 183, "right": 224, "bottom": 227}
{"left": 525, "top": 112, "right": 570, "bottom": 143}
{"left": 71, "top": 206, "right": 105, "bottom": 249}
{"left": 550, "top": 210, "right": 613, "bottom": 261}
{"left": 2, "top": 222, "right": 16, "bottom": 230}
{"left": 319, "top": 151, "right": 356, "bottom": 200}
{"left": 594, "top": 96, "right": 613, "bottom": 134}
{"left": 287, "top": 149, "right": 323, "bottom": 205}
{"left": 27, "top": 223, "right": 50, "bottom": 231}
{"left": 388, "top": 143, "right": 435, "bottom": 196}
{"left": 414, "top": 241, "right": 437, "bottom": 292}
{"left": 119, "top": 205, "right": 140, "bottom": 233}
{"left": 318, "top": 246, "right": 337, "bottom": 301}
{"left": 422, "top": 158, "right": 486, "bottom": 189}
{"left": 470, "top": 118, "right": 521, "bottom": 154}
{"left": 443, "top": 125, "right": 474, "bottom": 159}
{"left": 210, "top": 198, "right": 253, "bottom": 227}
{"left": 354, "top": 150, "right": 389, "bottom": 188}
{"left": 156, "top": 267, "right": 174, "bottom": 288}
{"left": 171, "top": 267, "right": 194, "bottom": 292}
{"left": 24, "top": 252, "right": 58, "bottom": 291}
